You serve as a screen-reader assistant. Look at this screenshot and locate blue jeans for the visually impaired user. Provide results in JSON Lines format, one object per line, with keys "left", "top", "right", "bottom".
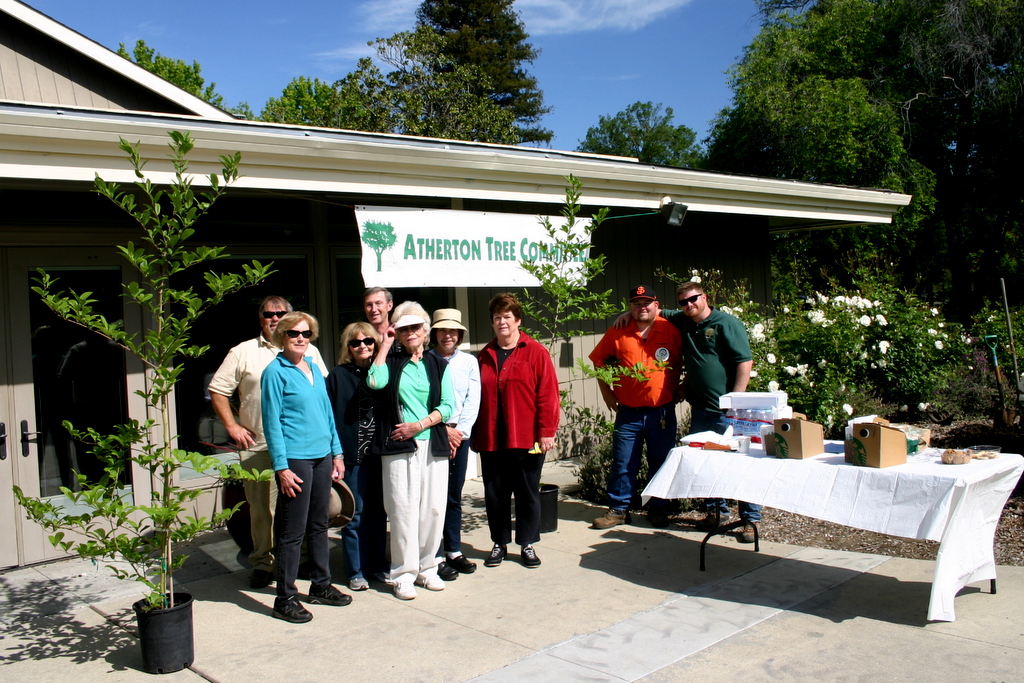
{"left": 606, "top": 404, "right": 677, "bottom": 512}
{"left": 690, "top": 408, "right": 762, "bottom": 522}
{"left": 340, "top": 461, "right": 364, "bottom": 580}
{"left": 441, "top": 439, "right": 471, "bottom": 555}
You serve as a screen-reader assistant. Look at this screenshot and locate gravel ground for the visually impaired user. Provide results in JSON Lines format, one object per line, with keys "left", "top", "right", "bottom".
{"left": 678, "top": 421, "right": 1024, "bottom": 567}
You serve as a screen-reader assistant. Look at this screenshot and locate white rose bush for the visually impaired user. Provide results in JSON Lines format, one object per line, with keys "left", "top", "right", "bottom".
{"left": 673, "top": 270, "right": 969, "bottom": 435}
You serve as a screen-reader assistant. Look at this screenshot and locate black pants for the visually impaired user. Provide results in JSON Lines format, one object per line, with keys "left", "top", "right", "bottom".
{"left": 480, "top": 449, "right": 545, "bottom": 547}
{"left": 274, "top": 455, "right": 332, "bottom": 602}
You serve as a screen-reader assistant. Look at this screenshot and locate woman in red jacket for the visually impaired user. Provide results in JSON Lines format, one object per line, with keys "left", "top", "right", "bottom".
{"left": 472, "top": 292, "right": 559, "bottom": 569}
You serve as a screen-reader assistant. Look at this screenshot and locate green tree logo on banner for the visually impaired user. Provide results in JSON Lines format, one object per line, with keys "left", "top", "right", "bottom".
{"left": 361, "top": 220, "right": 398, "bottom": 272}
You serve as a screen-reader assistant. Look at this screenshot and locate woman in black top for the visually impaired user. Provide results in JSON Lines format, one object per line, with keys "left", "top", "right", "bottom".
{"left": 326, "top": 321, "right": 380, "bottom": 592}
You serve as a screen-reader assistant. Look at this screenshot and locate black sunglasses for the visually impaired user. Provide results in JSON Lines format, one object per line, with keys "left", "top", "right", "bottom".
{"left": 262, "top": 310, "right": 288, "bottom": 319}
{"left": 285, "top": 329, "right": 313, "bottom": 339}
{"left": 348, "top": 337, "right": 375, "bottom": 348}
{"left": 678, "top": 294, "right": 703, "bottom": 305}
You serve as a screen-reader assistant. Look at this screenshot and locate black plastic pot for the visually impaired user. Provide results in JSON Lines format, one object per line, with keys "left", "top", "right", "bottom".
{"left": 133, "top": 592, "right": 195, "bottom": 674}
{"left": 539, "top": 483, "right": 559, "bottom": 533}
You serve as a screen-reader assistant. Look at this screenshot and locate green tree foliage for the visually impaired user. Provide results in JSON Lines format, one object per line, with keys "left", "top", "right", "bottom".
{"left": 417, "top": 0, "right": 551, "bottom": 144}
{"left": 577, "top": 101, "right": 702, "bottom": 167}
{"left": 117, "top": 40, "right": 252, "bottom": 117}
{"left": 704, "top": 0, "right": 1024, "bottom": 314}
{"left": 262, "top": 28, "right": 518, "bottom": 144}
{"left": 14, "top": 132, "right": 271, "bottom": 609}
{"left": 261, "top": 76, "right": 342, "bottom": 127}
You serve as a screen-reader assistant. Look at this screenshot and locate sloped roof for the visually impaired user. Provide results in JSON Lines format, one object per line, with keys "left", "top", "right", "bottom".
{"left": 0, "top": 0, "right": 234, "bottom": 120}
{"left": 0, "top": 1, "right": 911, "bottom": 232}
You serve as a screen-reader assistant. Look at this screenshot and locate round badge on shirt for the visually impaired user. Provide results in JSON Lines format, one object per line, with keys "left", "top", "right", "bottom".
{"left": 655, "top": 347, "right": 670, "bottom": 362}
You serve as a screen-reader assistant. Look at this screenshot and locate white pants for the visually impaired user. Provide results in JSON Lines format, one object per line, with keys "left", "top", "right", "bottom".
{"left": 382, "top": 440, "right": 448, "bottom": 586}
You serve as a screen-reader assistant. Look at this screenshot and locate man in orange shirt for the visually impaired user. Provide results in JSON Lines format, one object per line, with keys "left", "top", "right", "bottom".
{"left": 589, "top": 285, "right": 682, "bottom": 529}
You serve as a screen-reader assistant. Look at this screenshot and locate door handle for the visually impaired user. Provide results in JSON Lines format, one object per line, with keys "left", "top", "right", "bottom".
{"left": 21, "top": 420, "right": 40, "bottom": 458}
{"left": 0, "top": 422, "right": 6, "bottom": 460}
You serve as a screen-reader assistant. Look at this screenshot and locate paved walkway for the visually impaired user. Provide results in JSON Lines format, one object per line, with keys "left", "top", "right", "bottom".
{"left": 2, "top": 459, "right": 1022, "bottom": 682}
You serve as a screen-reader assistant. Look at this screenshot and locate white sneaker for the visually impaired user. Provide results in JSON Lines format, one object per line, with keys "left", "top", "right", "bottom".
{"left": 393, "top": 582, "right": 417, "bottom": 600}
{"left": 414, "top": 574, "right": 445, "bottom": 591}
{"left": 374, "top": 571, "right": 394, "bottom": 586}
{"left": 348, "top": 576, "right": 369, "bottom": 591}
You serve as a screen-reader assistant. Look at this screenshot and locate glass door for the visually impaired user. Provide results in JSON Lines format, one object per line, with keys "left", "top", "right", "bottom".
{"left": 3, "top": 248, "right": 148, "bottom": 567}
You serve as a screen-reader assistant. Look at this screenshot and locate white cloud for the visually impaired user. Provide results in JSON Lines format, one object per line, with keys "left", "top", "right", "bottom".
{"left": 518, "top": 0, "right": 697, "bottom": 35}
{"left": 357, "top": 0, "right": 420, "bottom": 32}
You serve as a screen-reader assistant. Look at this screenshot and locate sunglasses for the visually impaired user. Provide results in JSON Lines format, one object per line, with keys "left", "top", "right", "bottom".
{"left": 262, "top": 310, "right": 288, "bottom": 319}
{"left": 678, "top": 294, "right": 703, "bottom": 305}
{"left": 284, "top": 329, "right": 313, "bottom": 339}
{"left": 348, "top": 337, "right": 375, "bottom": 348}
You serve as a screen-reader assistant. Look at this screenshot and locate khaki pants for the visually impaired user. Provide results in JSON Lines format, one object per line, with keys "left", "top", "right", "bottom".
{"left": 241, "top": 449, "right": 278, "bottom": 572}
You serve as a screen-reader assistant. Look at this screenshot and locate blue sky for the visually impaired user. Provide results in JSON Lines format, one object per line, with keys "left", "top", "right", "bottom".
{"left": 27, "top": 0, "right": 763, "bottom": 151}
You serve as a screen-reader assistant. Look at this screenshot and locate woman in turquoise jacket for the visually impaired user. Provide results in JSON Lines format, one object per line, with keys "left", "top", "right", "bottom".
{"left": 261, "top": 311, "right": 349, "bottom": 623}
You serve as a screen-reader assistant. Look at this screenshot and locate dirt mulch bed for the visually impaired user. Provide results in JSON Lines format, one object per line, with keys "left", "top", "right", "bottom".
{"left": 684, "top": 420, "right": 1024, "bottom": 566}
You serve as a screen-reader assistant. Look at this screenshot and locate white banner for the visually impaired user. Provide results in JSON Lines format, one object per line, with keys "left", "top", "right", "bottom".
{"left": 355, "top": 206, "right": 592, "bottom": 287}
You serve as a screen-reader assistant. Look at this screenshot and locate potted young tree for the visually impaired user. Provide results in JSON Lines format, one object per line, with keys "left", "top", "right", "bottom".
{"left": 15, "top": 131, "right": 272, "bottom": 674}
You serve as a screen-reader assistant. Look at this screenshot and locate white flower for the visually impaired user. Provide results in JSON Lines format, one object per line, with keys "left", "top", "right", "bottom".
{"left": 858, "top": 315, "right": 871, "bottom": 326}
{"left": 870, "top": 362, "right": 877, "bottom": 369}
{"left": 691, "top": 275, "right": 701, "bottom": 283}
{"left": 927, "top": 328, "right": 938, "bottom": 335}
{"left": 876, "top": 315, "right": 888, "bottom": 326}
{"left": 938, "top": 322, "right": 944, "bottom": 328}
{"left": 843, "top": 403, "right": 854, "bottom": 415}
{"left": 878, "top": 340, "right": 890, "bottom": 354}
{"left": 766, "top": 353, "right": 777, "bottom": 364}
{"left": 783, "top": 307, "right": 790, "bottom": 314}
{"left": 918, "top": 402, "right": 930, "bottom": 411}
{"left": 931, "top": 307, "right": 939, "bottom": 316}
{"left": 860, "top": 352, "right": 868, "bottom": 360}
{"left": 935, "top": 340, "right": 944, "bottom": 350}
{"left": 900, "top": 405, "right": 908, "bottom": 412}
{"left": 818, "top": 359, "right": 827, "bottom": 369}
{"left": 749, "top": 370, "right": 758, "bottom": 378}
{"left": 768, "top": 380, "right": 780, "bottom": 392}
{"left": 796, "top": 363, "right": 809, "bottom": 376}
{"left": 784, "top": 365, "right": 798, "bottom": 376}
{"left": 878, "top": 359, "right": 887, "bottom": 368}
{"left": 720, "top": 305, "right": 733, "bottom": 315}
{"left": 808, "top": 310, "right": 827, "bottom": 325}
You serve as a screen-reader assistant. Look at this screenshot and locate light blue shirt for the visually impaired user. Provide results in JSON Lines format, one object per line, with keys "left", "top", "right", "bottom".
{"left": 261, "top": 354, "right": 343, "bottom": 470}
{"left": 429, "top": 348, "right": 480, "bottom": 439}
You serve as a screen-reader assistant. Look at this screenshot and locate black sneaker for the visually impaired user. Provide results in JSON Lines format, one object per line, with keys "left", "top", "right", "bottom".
{"left": 437, "top": 561, "right": 459, "bottom": 581}
{"left": 249, "top": 569, "right": 274, "bottom": 589}
{"left": 484, "top": 544, "right": 507, "bottom": 567}
{"left": 447, "top": 554, "right": 477, "bottom": 574}
{"left": 521, "top": 545, "right": 541, "bottom": 568}
{"left": 307, "top": 583, "right": 352, "bottom": 607}
{"left": 273, "top": 596, "right": 313, "bottom": 623}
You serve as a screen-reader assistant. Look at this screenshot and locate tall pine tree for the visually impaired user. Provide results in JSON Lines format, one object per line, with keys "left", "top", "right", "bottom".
{"left": 417, "top": 0, "right": 551, "bottom": 144}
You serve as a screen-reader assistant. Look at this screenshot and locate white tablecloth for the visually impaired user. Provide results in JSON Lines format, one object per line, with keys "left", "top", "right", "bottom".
{"left": 642, "top": 443, "right": 1024, "bottom": 621}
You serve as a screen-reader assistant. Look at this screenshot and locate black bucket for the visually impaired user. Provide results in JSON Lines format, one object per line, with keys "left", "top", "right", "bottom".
{"left": 539, "top": 483, "right": 559, "bottom": 533}
{"left": 134, "top": 592, "right": 195, "bottom": 674}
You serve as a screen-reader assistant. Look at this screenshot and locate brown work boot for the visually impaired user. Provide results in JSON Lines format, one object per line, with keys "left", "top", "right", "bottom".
{"left": 694, "top": 511, "right": 731, "bottom": 532}
{"left": 592, "top": 508, "right": 631, "bottom": 529}
{"left": 738, "top": 522, "right": 757, "bottom": 544}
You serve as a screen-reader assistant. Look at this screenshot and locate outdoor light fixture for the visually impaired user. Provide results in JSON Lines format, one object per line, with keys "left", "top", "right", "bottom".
{"left": 604, "top": 197, "right": 688, "bottom": 226}
{"left": 660, "top": 201, "right": 688, "bottom": 227}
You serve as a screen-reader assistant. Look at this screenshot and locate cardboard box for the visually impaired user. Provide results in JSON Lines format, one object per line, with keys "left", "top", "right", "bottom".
{"left": 844, "top": 416, "right": 891, "bottom": 462}
{"left": 773, "top": 418, "right": 825, "bottom": 459}
{"left": 847, "top": 422, "right": 907, "bottom": 468}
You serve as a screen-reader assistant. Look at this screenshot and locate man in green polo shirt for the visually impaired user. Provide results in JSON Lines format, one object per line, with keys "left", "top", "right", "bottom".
{"left": 661, "top": 281, "right": 758, "bottom": 543}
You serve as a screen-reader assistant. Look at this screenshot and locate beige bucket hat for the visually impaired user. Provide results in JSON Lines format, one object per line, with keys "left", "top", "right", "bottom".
{"left": 430, "top": 308, "right": 467, "bottom": 332}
